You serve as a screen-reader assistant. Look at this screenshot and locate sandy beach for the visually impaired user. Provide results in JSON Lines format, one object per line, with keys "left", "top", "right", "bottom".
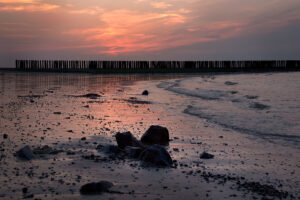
{"left": 0, "top": 71, "right": 299, "bottom": 200}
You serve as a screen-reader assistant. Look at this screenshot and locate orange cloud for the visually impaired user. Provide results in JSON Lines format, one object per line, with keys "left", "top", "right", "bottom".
{"left": 75, "top": 9, "right": 244, "bottom": 55}
{"left": 64, "top": 9, "right": 188, "bottom": 54}
{"left": 64, "top": 9, "right": 244, "bottom": 55}
{"left": 178, "top": 8, "right": 191, "bottom": 14}
{"left": 0, "top": 4, "right": 59, "bottom": 12}
{"left": 3, "top": 0, "right": 298, "bottom": 57}
{"left": 151, "top": 2, "right": 172, "bottom": 9}
{"left": 0, "top": 0, "right": 36, "bottom": 3}
{"left": 68, "top": 7, "right": 103, "bottom": 15}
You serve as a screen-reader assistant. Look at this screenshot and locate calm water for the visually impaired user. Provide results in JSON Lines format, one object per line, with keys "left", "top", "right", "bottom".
{"left": 156, "top": 72, "right": 300, "bottom": 148}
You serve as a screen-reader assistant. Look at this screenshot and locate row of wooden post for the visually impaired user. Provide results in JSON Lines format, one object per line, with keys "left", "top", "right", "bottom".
{"left": 15, "top": 60, "right": 300, "bottom": 72}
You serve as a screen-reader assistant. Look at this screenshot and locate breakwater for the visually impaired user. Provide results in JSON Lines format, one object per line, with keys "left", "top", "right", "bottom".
{"left": 15, "top": 60, "right": 300, "bottom": 73}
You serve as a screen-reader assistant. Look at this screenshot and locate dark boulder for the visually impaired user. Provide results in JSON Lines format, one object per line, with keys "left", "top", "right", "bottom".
{"left": 124, "top": 146, "right": 143, "bottom": 158}
{"left": 142, "top": 90, "right": 149, "bottom": 95}
{"left": 139, "top": 145, "right": 173, "bottom": 167}
{"left": 80, "top": 181, "right": 113, "bottom": 195}
{"left": 16, "top": 146, "right": 34, "bottom": 160}
{"left": 141, "top": 125, "right": 169, "bottom": 145}
{"left": 200, "top": 151, "right": 214, "bottom": 159}
{"left": 3, "top": 134, "right": 8, "bottom": 139}
{"left": 115, "top": 131, "right": 141, "bottom": 149}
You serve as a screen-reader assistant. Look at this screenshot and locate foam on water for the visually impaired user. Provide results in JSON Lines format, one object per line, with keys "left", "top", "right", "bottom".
{"left": 157, "top": 72, "right": 300, "bottom": 148}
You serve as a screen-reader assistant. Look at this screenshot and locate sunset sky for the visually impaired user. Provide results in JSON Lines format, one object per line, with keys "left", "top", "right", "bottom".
{"left": 0, "top": 0, "right": 300, "bottom": 67}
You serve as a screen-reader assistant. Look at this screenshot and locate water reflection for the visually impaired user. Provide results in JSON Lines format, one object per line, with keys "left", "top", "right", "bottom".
{"left": 0, "top": 72, "right": 186, "bottom": 95}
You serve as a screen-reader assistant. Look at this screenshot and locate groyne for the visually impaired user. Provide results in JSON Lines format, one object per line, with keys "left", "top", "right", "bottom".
{"left": 15, "top": 60, "right": 300, "bottom": 73}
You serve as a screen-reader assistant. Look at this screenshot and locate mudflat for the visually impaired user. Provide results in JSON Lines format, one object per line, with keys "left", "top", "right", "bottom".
{"left": 0, "top": 71, "right": 299, "bottom": 200}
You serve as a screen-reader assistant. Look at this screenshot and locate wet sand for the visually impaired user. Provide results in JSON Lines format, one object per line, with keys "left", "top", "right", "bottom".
{"left": 0, "top": 71, "right": 299, "bottom": 200}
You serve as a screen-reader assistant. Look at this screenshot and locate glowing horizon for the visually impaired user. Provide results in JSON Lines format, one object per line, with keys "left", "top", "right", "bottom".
{"left": 0, "top": 0, "right": 300, "bottom": 67}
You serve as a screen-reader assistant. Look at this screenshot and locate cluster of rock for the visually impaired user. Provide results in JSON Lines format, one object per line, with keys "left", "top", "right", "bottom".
{"left": 115, "top": 125, "right": 173, "bottom": 167}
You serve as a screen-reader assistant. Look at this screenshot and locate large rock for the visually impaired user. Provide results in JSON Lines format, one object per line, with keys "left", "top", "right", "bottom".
{"left": 124, "top": 146, "right": 143, "bottom": 158}
{"left": 141, "top": 125, "right": 170, "bottom": 145}
{"left": 115, "top": 131, "right": 141, "bottom": 149}
{"left": 16, "top": 146, "right": 34, "bottom": 160}
{"left": 139, "top": 145, "right": 173, "bottom": 167}
{"left": 80, "top": 181, "right": 113, "bottom": 195}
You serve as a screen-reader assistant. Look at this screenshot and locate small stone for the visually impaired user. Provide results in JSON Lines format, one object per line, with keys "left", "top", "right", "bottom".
{"left": 23, "top": 194, "right": 34, "bottom": 198}
{"left": 250, "top": 102, "right": 270, "bottom": 110}
{"left": 225, "top": 81, "right": 238, "bottom": 85}
{"left": 142, "top": 90, "right": 149, "bottom": 95}
{"left": 200, "top": 151, "right": 214, "bottom": 159}
{"left": 82, "top": 93, "right": 101, "bottom": 99}
{"left": 80, "top": 181, "right": 113, "bottom": 195}
{"left": 22, "top": 187, "right": 28, "bottom": 194}
{"left": 81, "top": 137, "right": 86, "bottom": 141}
{"left": 3, "top": 134, "right": 8, "bottom": 139}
